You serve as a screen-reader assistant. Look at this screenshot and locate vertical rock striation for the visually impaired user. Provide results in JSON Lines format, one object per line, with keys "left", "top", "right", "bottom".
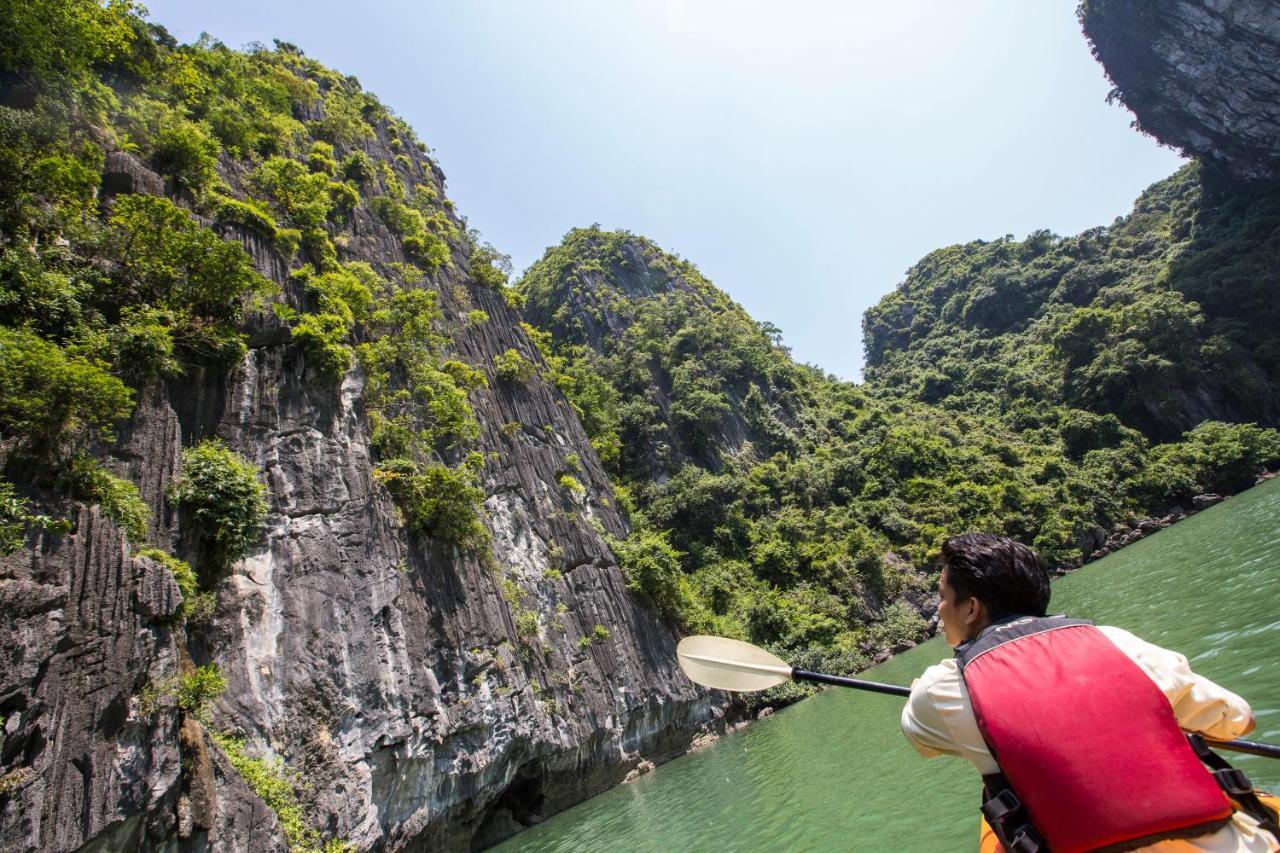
{"left": 1, "top": 76, "right": 727, "bottom": 853}
{"left": 0, "top": 512, "right": 181, "bottom": 851}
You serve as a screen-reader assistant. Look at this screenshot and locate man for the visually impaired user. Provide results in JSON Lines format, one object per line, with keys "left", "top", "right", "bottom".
{"left": 901, "top": 533, "right": 1279, "bottom": 852}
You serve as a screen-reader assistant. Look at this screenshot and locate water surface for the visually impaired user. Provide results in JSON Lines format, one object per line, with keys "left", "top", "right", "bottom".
{"left": 498, "top": 478, "right": 1280, "bottom": 851}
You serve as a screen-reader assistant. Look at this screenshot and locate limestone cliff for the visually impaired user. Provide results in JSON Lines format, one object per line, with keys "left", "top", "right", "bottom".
{"left": 1080, "top": 0, "right": 1280, "bottom": 179}
{"left": 0, "top": 35, "right": 725, "bottom": 853}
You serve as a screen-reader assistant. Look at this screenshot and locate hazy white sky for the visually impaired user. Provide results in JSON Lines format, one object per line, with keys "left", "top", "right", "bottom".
{"left": 143, "top": 0, "right": 1184, "bottom": 379}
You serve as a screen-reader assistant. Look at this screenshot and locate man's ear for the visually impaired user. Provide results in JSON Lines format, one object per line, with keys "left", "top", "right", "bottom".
{"left": 964, "top": 596, "right": 987, "bottom": 628}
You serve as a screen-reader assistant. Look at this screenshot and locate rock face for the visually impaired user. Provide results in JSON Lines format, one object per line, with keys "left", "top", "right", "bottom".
{"left": 0, "top": 510, "right": 182, "bottom": 851}
{"left": 0, "top": 98, "right": 725, "bottom": 852}
{"left": 101, "top": 151, "right": 165, "bottom": 198}
{"left": 1080, "top": 0, "right": 1280, "bottom": 179}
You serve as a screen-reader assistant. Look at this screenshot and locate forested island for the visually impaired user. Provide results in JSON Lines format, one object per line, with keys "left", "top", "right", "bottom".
{"left": 0, "top": 1, "right": 1277, "bottom": 850}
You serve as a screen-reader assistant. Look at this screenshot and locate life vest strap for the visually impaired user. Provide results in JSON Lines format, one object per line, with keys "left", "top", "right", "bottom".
{"left": 1188, "top": 734, "right": 1280, "bottom": 838}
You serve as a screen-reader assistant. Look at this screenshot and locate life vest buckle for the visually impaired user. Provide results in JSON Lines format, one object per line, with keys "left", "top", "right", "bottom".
{"left": 980, "top": 788, "right": 1022, "bottom": 822}
{"left": 1008, "top": 826, "right": 1045, "bottom": 852}
{"left": 1213, "top": 767, "right": 1253, "bottom": 797}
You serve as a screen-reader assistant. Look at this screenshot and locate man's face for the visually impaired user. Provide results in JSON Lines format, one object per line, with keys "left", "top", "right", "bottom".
{"left": 937, "top": 566, "right": 973, "bottom": 647}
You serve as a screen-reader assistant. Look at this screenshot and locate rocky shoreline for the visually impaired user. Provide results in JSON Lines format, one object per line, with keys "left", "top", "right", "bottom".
{"left": 1056, "top": 468, "right": 1278, "bottom": 575}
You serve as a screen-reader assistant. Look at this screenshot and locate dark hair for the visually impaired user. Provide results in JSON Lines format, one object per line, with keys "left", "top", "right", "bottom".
{"left": 941, "top": 533, "right": 1050, "bottom": 620}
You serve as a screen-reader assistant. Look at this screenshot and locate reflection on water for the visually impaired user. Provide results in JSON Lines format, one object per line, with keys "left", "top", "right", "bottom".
{"left": 497, "top": 478, "right": 1280, "bottom": 852}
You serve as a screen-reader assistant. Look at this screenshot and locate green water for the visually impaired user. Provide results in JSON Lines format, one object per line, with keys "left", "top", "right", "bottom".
{"left": 497, "top": 478, "right": 1280, "bottom": 852}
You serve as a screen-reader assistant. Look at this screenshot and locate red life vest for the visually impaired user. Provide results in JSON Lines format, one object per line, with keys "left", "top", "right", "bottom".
{"left": 956, "top": 616, "right": 1235, "bottom": 853}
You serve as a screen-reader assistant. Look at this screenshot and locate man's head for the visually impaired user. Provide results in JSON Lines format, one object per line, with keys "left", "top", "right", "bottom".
{"left": 937, "top": 533, "right": 1050, "bottom": 646}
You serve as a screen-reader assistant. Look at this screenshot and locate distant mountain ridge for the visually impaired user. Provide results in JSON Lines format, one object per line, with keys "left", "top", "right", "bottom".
{"left": 863, "top": 164, "right": 1280, "bottom": 442}
{"left": 519, "top": 226, "right": 817, "bottom": 479}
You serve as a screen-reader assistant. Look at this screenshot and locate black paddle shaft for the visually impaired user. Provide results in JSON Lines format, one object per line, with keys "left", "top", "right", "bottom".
{"left": 787, "top": 668, "right": 1280, "bottom": 760}
{"left": 790, "top": 668, "right": 911, "bottom": 697}
{"left": 1217, "top": 738, "right": 1280, "bottom": 760}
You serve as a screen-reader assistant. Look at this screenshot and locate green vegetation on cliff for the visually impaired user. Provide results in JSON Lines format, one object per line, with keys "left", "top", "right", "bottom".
{"left": 0, "top": 0, "right": 499, "bottom": 559}
{"left": 0, "top": 6, "right": 503, "bottom": 847}
{"left": 212, "top": 731, "right": 352, "bottom": 853}
{"left": 863, "top": 165, "right": 1280, "bottom": 441}
{"left": 518, "top": 221, "right": 1280, "bottom": 678}
{"left": 170, "top": 440, "right": 268, "bottom": 573}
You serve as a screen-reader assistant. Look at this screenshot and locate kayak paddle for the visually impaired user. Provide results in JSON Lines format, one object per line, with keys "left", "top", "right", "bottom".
{"left": 676, "top": 635, "right": 1280, "bottom": 760}
{"left": 677, "top": 634, "right": 911, "bottom": 696}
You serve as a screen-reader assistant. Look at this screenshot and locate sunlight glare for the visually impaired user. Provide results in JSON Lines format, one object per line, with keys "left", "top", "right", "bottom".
{"left": 665, "top": 0, "right": 688, "bottom": 33}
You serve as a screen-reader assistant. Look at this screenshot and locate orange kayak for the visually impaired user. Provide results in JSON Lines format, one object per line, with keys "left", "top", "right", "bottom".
{"left": 978, "top": 792, "right": 1280, "bottom": 852}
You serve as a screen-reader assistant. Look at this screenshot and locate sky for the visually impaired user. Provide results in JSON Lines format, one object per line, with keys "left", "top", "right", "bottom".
{"left": 141, "top": 0, "right": 1184, "bottom": 380}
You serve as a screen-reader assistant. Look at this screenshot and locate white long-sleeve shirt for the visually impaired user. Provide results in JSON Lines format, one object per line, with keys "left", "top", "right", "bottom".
{"left": 901, "top": 625, "right": 1278, "bottom": 852}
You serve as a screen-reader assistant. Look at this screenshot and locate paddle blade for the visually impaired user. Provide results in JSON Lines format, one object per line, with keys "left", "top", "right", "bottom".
{"left": 677, "top": 635, "right": 793, "bottom": 692}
